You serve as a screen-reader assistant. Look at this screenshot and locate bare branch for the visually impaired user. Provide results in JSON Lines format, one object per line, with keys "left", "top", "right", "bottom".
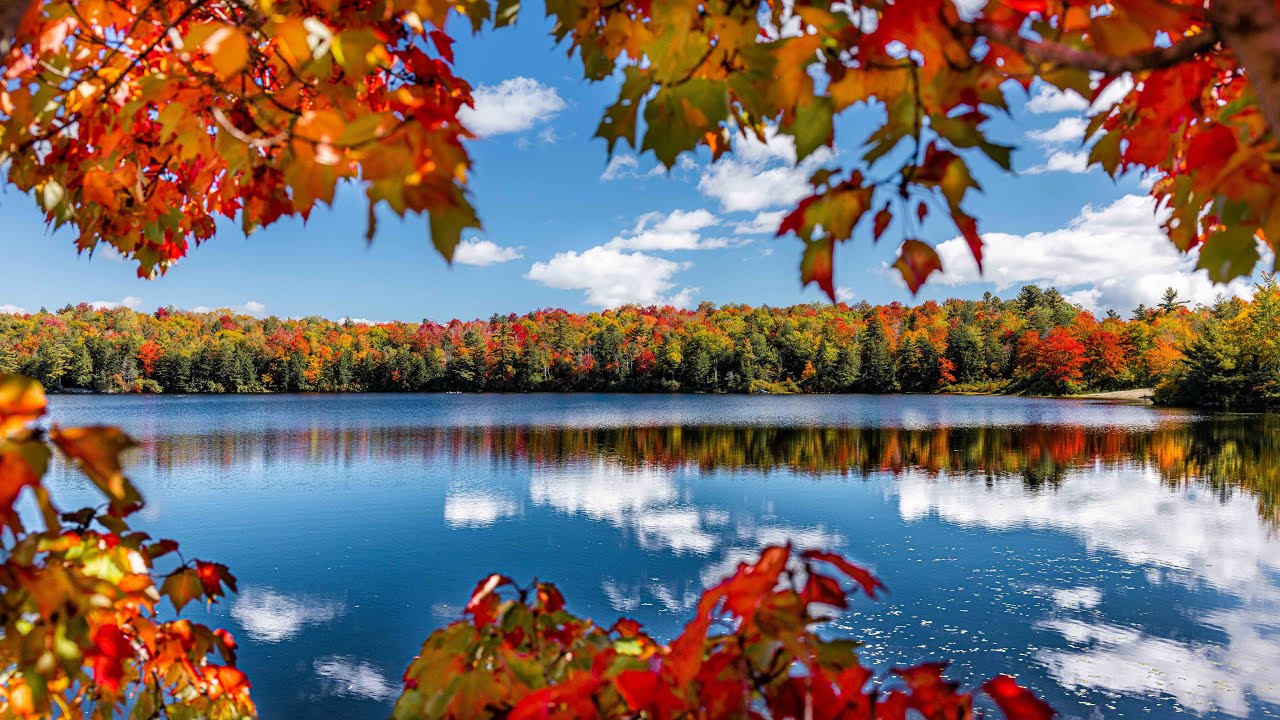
{"left": 974, "top": 22, "right": 1221, "bottom": 74}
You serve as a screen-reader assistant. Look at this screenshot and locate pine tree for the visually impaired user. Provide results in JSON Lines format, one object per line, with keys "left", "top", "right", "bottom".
{"left": 858, "top": 321, "right": 897, "bottom": 393}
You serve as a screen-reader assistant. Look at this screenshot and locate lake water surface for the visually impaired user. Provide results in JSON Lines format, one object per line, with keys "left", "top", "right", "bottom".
{"left": 44, "top": 394, "right": 1280, "bottom": 720}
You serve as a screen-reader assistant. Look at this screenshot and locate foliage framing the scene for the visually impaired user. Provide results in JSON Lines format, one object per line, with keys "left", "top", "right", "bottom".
{"left": 1, "top": 0, "right": 1279, "bottom": 294}
{"left": 394, "top": 545, "right": 1055, "bottom": 720}
{"left": 0, "top": 374, "right": 251, "bottom": 718}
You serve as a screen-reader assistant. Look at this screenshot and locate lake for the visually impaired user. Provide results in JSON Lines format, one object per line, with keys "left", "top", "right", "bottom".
{"left": 43, "top": 394, "right": 1280, "bottom": 720}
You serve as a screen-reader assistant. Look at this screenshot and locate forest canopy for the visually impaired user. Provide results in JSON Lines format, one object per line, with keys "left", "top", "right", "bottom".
{"left": 4, "top": 281, "right": 1278, "bottom": 408}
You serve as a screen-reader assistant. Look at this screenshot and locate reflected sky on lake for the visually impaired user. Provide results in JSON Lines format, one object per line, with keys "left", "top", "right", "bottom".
{"left": 43, "top": 394, "right": 1280, "bottom": 720}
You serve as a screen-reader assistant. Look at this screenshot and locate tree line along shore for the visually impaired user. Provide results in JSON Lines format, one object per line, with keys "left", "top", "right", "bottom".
{"left": 2, "top": 281, "right": 1277, "bottom": 410}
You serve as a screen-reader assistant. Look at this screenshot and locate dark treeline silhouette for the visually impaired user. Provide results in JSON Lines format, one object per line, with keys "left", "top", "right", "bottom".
{"left": 3, "top": 280, "right": 1277, "bottom": 407}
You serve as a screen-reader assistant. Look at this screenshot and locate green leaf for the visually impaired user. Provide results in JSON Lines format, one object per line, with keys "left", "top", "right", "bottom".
{"left": 641, "top": 80, "right": 728, "bottom": 167}
{"left": 1198, "top": 225, "right": 1261, "bottom": 283}
{"left": 430, "top": 195, "right": 481, "bottom": 262}
{"left": 792, "top": 97, "right": 834, "bottom": 161}
{"left": 1088, "top": 132, "right": 1122, "bottom": 176}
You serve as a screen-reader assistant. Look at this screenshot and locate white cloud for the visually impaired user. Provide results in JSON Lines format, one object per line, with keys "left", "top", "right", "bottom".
{"left": 444, "top": 490, "right": 519, "bottom": 528}
{"left": 934, "top": 194, "right": 1263, "bottom": 312}
{"left": 1025, "top": 150, "right": 1090, "bottom": 174}
{"left": 604, "top": 209, "right": 727, "bottom": 252}
{"left": 0, "top": 304, "right": 26, "bottom": 314}
{"left": 89, "top": 295, "right": 143, "bottom": 311}
{"left": 1024, "top": 85, "right": 1090, "bottom": 114}
{"left": 313, "top": 656, "right": 398, "bottom": 702}
{"left": 453, "top": 238, "right": 524, "bottom": 266}
{"left": 601, "top": 154, "right": 666, "bottom": 182}
{"left": 733, "top": 210, "right": 787, "bottom": 235}
{"left": 230, "top": 587, "right": 343, "bottom": 643}
{"left": 1092, "top": 73, "right": 1135, "bottom": 113}
{"left": 1024, "top": 75, "right": 1133, "bottom": 116}
{"left": 93, "top": 245, "right": 127, "bottom": 263}
{"left": 527, "top": 246, "right": 695, "bottom": 308}
{"left": 835, "top": 287, "right": 856, "bottom": 302}
{"left": 697, "top": 128, "right": 831, "bottom": 212}
{"left": 459, "top": 77, "right": 566, "bottom": 137}
{"left": 189, "top": 301, "right": 267, "bottom": 317}
{"left": 1027, "top": 117, "right": 1088, "bottom": 144}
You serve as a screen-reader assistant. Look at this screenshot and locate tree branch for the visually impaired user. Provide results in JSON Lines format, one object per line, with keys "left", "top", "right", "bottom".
{"left": 975, "top": 21, "right": 1221, "bottom": 74}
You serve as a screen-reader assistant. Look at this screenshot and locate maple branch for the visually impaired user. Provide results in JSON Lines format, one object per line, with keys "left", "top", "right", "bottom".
{"left": 974, "top": 22, "right": 1221, "bottom": 74}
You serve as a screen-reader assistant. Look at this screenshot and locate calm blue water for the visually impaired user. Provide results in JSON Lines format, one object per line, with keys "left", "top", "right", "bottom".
{"left": 42, "top": 394, "right": 1280, "bottom": 720}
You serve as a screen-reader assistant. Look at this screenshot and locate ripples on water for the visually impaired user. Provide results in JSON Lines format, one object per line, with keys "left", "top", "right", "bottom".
{"left": 43, "top": 394, "right": 1280, "bottom": 720}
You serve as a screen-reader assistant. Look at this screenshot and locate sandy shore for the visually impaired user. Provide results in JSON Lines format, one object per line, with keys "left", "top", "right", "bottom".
{"left": 1076, "top": 388, "right": 1154, "bottom": 401}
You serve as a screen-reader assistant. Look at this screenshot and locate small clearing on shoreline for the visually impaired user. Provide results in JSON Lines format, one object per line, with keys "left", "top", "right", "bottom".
{"left": 1076, "top": 388, "right": 1154, "bottom": 401}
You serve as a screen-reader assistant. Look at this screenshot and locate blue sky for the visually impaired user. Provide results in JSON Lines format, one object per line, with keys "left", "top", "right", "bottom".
{"left": 0, "top": 9, "right": 1268, "bottom": 322}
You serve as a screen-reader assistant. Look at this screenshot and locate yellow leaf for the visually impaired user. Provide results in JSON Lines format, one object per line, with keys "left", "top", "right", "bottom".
{"left": 0, "top": 374, "right": 46, "bottom": 435}
{"left": 201, "top": 25, "right": 250, "bottom": 79}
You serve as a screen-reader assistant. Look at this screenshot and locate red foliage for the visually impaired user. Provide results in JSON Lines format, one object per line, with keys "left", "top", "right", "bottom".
{"left": 1017, "top": 329, "right": 1085, "bottom": 392}
{"left": 395, "top": 545, "right": 1054, "bottom": 720}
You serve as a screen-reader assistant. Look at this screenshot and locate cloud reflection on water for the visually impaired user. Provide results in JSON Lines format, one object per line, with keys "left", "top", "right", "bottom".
{"left": 230, "top": 587, "right": 344, "bottom": 643}
{"left": 895, "top": 465, "right": 1280, "bottom": 717}
{"left": 313, "top": 655, "right": 398, "bottom": 702}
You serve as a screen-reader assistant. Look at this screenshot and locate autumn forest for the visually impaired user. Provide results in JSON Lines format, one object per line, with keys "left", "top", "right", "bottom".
{"left": 4, "top": 280, "right": 1278, "bottom": 409}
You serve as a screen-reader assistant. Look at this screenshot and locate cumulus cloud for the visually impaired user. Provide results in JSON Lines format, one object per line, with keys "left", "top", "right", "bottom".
{"left": 733, "top": 210, "right": 787, "bottom": 235}
{"left": 1023, "top": 75, "right": 1134, "bottom": 116}
{"left": 459, "top": 77, "right": 566, "bottom": 137}
{"left": 601, "top": 154, "right": 666, "bottom": 182}
{"left": 1027, "top": 117, "right": 1089, "bottom": 144}
{"left": 697, "top": 128, "right": 832, "bottom": 212}
{"left": 453, "top": 238, "right": 524, "bottom": 266}
{"left": 230, "top": 587, "right": 343, "bottom": 643}
{"left": 1025, "top": 150, "right": 1090, "bottom": 174}
{"left": 190, "top": 301, "right": 267, "bottom": 317}
{"left": 1024, "top": 85, "right": 1090, "bottom": 114}
{"left": 313, "top": 656, "right": 398, "bottom": 702}
{"left": 89, "top": 296, "right": 143, "bottom": 311}
{"left": 0, "top": 304, "right": 26, "bottom": 315}
{"left": 934, "top": 194, "right": 1264, "bottom": 313}
{"left": 604, "top": 209, "right": 727, "bottom": 252}
{"left": 835, "top": 287, "right": 856, "bottom": 302}
{"left": 527, "top": 246, "right": 696, "bottom": 308}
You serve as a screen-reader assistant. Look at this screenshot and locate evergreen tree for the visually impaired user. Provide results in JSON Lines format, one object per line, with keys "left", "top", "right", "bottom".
{"left": 858, "top": 321, "right": 897, "bottom": 393}
{"left": 944, "top": 325, "right": 984, "bottom": 384}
